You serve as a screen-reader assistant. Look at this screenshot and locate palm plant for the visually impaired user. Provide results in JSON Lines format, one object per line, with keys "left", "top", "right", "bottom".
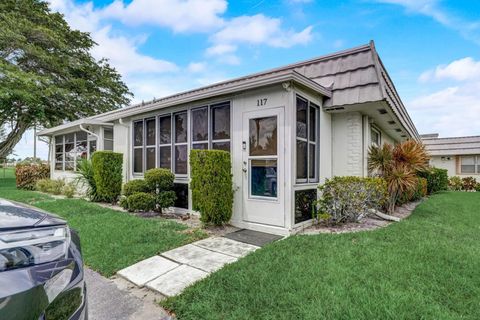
{"left": 368, "top": 140, "right": 429, "bottom": 213}
{"left": 75, "top": 158, "right": 98, "bottom": 201}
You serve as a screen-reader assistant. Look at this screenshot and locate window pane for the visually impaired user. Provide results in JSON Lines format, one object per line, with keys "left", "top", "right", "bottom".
{"left": 159, "top": 146, "right": 171, "bottom": 169}
{"left": 371, "top": 129, "right": 380, "bottom": 146}
{"left": 104, "top": 128, "right": 113, "bottom": 140}
{"left": 55, "top": 136, "right": 63, "bottom": 145}
{"left": 296, "top": 97, "right": 307, "bottom": 139}
{"left": 173, "top": 183, "right": 189, "bottom": 209}
{"left": 309, "top": 144, "right": 316, "bottom": 180}
{"left": 133, "top": 121, "right": 143, "bottom": 146}
{"left": 145, "top": 119, "right": 156, "bottom": 146}
{"left": 192, "top": 143, "right": 208, "bottom": 150}
{"left": 55, "top": 153, "right": 63, "bottom": 162}
{"left": 295, "top": 189, "right": 317, "bottom": 224}
{"left": 212, "top": 104, "right": 230, "bottom": 140}
{"left": 76, "top": 131, "right": 87, "bottom": 141}
{"left": 55, "top": 162, "right": 63, "bottom": 170}
{"left": 309, "top": 105, "right": 317, "bottom": 142}
{"left": 461, "top": 156, "right": 475, "bottom": 173}
{"left": 249, "top": 116, "right": 277, "bottom": 156}
{"left": 192, "top": 107, "right": 208, "bottom": 142}
{"left": 146, "top": 147, "right": 156, "bottom": 170}
{"left": 212, "top": 142, "right": 230, "bottom": 152}
{"left": 89, "top": 140, "right": 97, "bottom": 157}
{"left": 76, "top": 140, "right": 88, "bottom": 160}
{"left": 175, "top": 112, "right": 188, "bottom": 143}
{"left": 159, "top": 115, "right": 171, "bottom": 144}
{"left": 104, "top": 140, "right": 113, "bottom": 151}
{"left": 175, "top": 145, "right": 188, "bottom": 174}
{"left": 133, "top": 149, "right": 143, "bottom": 173}
{"left": 296, "top": 140, "right": 307, "bottom": 180}
{"left": 65, "top": 133, "right": 75, "bottom": 143}
{"left": 55, "top": 145, "right": 63, "bottom": 153}
{"left": 250, "top": 159, "right": 277, "bottom": 198}
{"left": 65, "top": 162, "right": 74, "bottom": 171}
{"left": 65, "top": 143, "right": 75, "bottom": 162}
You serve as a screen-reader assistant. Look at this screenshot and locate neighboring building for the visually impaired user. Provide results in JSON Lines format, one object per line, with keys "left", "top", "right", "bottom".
{"left": 421, "top": 134, "right": 480, "bottom": 178}
{"left": 39, "top": 41, "right": 419, "bottom": 235}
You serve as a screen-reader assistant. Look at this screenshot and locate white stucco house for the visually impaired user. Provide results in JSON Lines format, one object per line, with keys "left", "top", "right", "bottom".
{"left": 38, "top": 41, "right": 419, "bottom": 235}
{"left": 421, "top": 134, "right": 480, "bottom": 178}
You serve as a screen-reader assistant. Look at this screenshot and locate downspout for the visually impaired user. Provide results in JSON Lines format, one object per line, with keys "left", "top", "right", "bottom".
{"left": 118, "top": 118, "right": 129, "bottom": 182}
{"left": 79, "top": 124, "right": 99, "bottom": 140}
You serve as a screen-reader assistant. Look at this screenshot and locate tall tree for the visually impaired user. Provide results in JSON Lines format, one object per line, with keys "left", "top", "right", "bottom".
{"left": 0, "top": 0, "right": 131, "bottom": 158}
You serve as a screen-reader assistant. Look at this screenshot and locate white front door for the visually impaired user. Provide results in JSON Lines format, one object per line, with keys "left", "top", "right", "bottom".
{"left": 242, "top": 107, "right": 285, "bottom": 227}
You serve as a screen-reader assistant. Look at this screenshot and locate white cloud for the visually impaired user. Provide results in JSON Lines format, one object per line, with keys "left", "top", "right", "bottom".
{"left": 206, "top": 44, "right": 237, "bottom": 56}
{"left": 187, "top": 62, "right": 207, "bottom": 73}
{"left": 419, "top": 57, "right": 480, "bottom": 82}
{"left": 101, "top": 0, "right": 227, "bottom": 33}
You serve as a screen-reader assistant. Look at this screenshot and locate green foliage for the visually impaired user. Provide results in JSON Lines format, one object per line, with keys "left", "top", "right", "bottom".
{"left": 144, "top": 168, "right": 175, "bottom": 192}
{"left": 448, "top": 176, "right": 463, "bottom": 191}
{"left": 92, "top": 151, "right": 123, "bottom": 203}
{"left": 476, "top": 183, "right": 480, "bottom": 192}
{"left": 125, "top": 192, "right": 156, "bottom": 212}
{"left": 190, "top": 150, "right": 233, "bottom": 225}
{"left": 75, "top": 159, "right": 98, "bottom": 200}
{"left": 156, "top": 190, "right": 176, "bottom": 212}
{"left": 418, "top": 168, "right": 448, "bottom": 194}
{"left": 35, "top": 178, "right": 65, "bottom": 195}
{"left": 398, "top": 177, "right": 427, "bottom": 204}
{"left": 462, "top": 177, "right": 477, "bottom": 191}
{"left": 317, "top": 176, "right": 388, "bottom": 225}
{"left": 15, "top": 163, "right": 49, "bottom": 190}
{"left": 62, "top": 183, "right": 76, "bottom": 198}
{"left": 0, "top": 0, "right": 131, "bottom": 158}
{"left": 122, "top": 179, "right": 149, "bottom": 197}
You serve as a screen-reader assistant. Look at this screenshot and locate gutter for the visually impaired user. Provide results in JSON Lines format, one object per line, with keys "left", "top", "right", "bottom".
{"left": 79, "top": 124, "right": 99, "bottom": 140}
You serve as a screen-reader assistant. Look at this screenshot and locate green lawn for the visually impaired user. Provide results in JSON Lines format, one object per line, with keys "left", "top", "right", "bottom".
{"left": 163, "top": 192, "right": 480, "bottom": 320}
{"left": 0, "top": 168, "right": 206, "bottom": 276}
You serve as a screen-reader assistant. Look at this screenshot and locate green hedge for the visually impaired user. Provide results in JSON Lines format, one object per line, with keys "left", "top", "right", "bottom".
{"left": 190, "top": 149, "right": 233, "bottom": 225}
{"left": 123, "top": 179, "right": 149, "bottom": 197}
{"left": 15, "top": 163, "right": 50, "bottom": 190}
{"left": 92, "top": 151, "right": 123, "bottom": 203}
{"left": 125, "top": 192, "right": 156, "bottom": 212}
{"left": 419, "top": 168, "right": 448, "bottom": 194}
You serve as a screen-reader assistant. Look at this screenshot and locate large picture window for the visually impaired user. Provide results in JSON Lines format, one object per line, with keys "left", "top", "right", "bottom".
{"left": 296, "top": 96, "right": 319, "bottom": 183}
{"left": 54, "top": 131, "right": 96, "bottom": 171}
{"left": 191, "top": 102, "right": 231, "bottom": 152}
{"left": 460, "top": 155, "right": 479, "bottom": 174}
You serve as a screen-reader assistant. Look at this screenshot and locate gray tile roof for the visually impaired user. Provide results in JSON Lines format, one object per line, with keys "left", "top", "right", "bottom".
{"left": 422, "top": 135, "right": 480, "bottom": 156}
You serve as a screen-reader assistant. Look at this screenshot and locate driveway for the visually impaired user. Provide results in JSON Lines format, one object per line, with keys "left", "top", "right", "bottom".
{"left": 85, "top": 268, "right": 172, "bottom": 320}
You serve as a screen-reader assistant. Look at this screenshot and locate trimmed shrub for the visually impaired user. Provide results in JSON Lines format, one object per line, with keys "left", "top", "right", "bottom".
{"left": 123, "top": 179, "right": 149, "bottom": 197}
{"left": 62, "top": 183, "right": 76, "bottom": 198}
{"left": 190, "top": 149, "right": 233, "bottom": 225}
{"left": 92, "top": 151, "right": 123, "bottom": 203}
{"left": 76, "top": 159, "right": 98, "bottom": 201}
{"left": 144, "top": 168, "right": 175, "bottom": 192}
{"left": 462, "top": 177, "right": 477, "bottom": 191}
{"left": 155, "top": 190, "right": 176, "bottom": 212}
{"left": 15, "top": 163, "right": 50, "bottom": 190}
{"left": 418, "top": 168, "right": 448, "bottom": 194}
{"left": 126, "top": 192, "right": 156, "bottom": 212}
{"left": 448, "top": 176, "right": 463, "bottom": 191}
{"left": 36, "top": 179, "right": 76, "bottom": 197}
{"left": 317, "top": 176, "right": 388, "bottom": 225}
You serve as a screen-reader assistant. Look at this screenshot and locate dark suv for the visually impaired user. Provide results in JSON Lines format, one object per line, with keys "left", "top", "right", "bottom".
{"left": 0, "top": 199, "right": 87, "bottom": 320}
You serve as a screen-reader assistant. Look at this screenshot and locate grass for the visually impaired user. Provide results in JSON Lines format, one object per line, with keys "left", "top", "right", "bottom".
{"left": 163, "top": 191, "right": 480, "bottom": 320}
{"left": 0, "top": 168, "right": 207, "bottom": 276}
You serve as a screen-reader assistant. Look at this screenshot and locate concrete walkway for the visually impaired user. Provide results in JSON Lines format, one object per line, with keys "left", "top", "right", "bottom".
{"left": 117, "top": 237, "right": 259, "bottom": 297}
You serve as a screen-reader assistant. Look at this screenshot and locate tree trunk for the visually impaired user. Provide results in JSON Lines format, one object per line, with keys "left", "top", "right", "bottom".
{"left": 0, "top": 120, "right": 30, "bottom": 159}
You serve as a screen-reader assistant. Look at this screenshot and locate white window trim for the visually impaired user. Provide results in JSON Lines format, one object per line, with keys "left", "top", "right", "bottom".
{"left": 54, "top": 131, "right": 96, "bottom": 172}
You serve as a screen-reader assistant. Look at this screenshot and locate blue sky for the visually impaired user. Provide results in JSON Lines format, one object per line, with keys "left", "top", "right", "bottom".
{"left": 15, "top": 0, "right": 480, "bottom": 159}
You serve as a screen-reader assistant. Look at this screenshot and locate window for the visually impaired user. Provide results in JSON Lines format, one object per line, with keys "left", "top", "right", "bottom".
{"left": 54, "top": 131, "right": 96, "bottom": 171}
{"left": 174, "top": 112, "right": 188, "bottom": 175}
{"left": 460, "top": 155, "right": 479, "bottom": 174}
{"left": 296, "top": 96, "right": 319, "bottom": 183}
{"left": 145, "top": 118, "right": 156, "bottom": 170}
{"left": 133, "top": 121, "right": 143, "bottom": 173}
{"left": 103, "top": 128, "right": 114, "bottom": 151}
{"left": 190, "top": 102, "right": 231, "bottom": 152}
{"left": 159, "top": 115, "right": 172, "bottom": 170}
{"left": 371, "top": 127, "right": 381, "bottom": 147}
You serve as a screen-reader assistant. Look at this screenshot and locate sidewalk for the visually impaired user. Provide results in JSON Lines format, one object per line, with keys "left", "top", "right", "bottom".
{"left": 117, "top": 236, "right": 259, "bottom": 297}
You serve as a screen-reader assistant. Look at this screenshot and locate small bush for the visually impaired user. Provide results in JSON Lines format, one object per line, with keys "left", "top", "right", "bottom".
{"left": 418, "top": 168, "right": 448, "bottom": 194}
{"left": 448, "top": 176, "right": 463, "bottom": 191}
{"left": 462, "top": 177, "right": 477, "bottom": 191}
{"left": 475, "top": 183, "right": 480, "bottom": 192}
{"left": 76, "top": 159, "right": 98, "bottom": 201}
{"left": 35, "top": 178, "right": 65, "bottom": 195}
{"left": 144, "top": 168, "right": 175, "bottom": 192}
{"left": 317, "top": 176, "right": 388, "bottom": 225}
{"left": 123, "top": 179, "right": 149, "bottom": 197}
{"left": 126, "top": 192, "right": 156, "bottom": 212}
{"left": 92, "top": 151, "right": 123, "bottom": 203}
{"left": 190, "top": 150, "right": 233, "bottom": 225}
{"left": 62, "top": 183, "right": 76, "bottom": 198}
{"left": 156, "top": 190, "right": 176, "bottom": 211}
{"left": 15, "top": 163, "right": 50, "bottom": 190}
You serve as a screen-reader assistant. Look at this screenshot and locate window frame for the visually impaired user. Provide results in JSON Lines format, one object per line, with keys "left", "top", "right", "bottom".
{"left": 132, "top": 120, "right": 144, "bottom": 174}
{"left": 371, "top": 126, "right": 381, "bottom": 147}
{"left": 53, "top": 131, "right": 97, "bottom": 172}
{"left": 103, "top": 127, "right": 114, "bottom": 151}
{"left": 295, "top": 95, "right": 320, "bottom": 184}
{"left": 173, "top": 111, "right": 189, "bottom": 176}
{"left": 460, "top": 155, "right": 479, "bottom": 174}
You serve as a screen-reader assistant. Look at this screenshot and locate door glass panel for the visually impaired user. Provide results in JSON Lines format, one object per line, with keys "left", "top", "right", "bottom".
{"left": 192, "top": 107, "right": 208, "bottom": 142}
{"left": 296, "top": 97, "right": 307, "bottom": 139}
{"left": 159, "top": 115, "right": 171, "bottom": 144}
{"left": 250, "top": 159, "right": 277, "bottom": 198}
{"left": 175, "top": 112, "right": 188, "bottom": 143}
{"left": 249, "top": 116, "right": 277, "bottom": 156}
{"left": 296, "top": 140, "right": 307, "bottom": 179}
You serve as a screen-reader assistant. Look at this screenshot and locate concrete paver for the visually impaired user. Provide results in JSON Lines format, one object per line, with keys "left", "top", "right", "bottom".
{"left": 194, "top": 237, "right": 259, "bottom": 258}
{"left": 146, "top": 265, "right": 209, "bottom": 297}
{"left": 117, "top": 255, "right": 179, "bottom": 287}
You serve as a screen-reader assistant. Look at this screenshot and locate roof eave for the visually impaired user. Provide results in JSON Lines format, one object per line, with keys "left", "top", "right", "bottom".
{"left": 38, "top": 119, "right": 113, "bottom": 136}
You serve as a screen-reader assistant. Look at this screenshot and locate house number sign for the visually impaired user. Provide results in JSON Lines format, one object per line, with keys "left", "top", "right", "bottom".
{"left": 256, "top": 98, "right": 268, "bottom": 107}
